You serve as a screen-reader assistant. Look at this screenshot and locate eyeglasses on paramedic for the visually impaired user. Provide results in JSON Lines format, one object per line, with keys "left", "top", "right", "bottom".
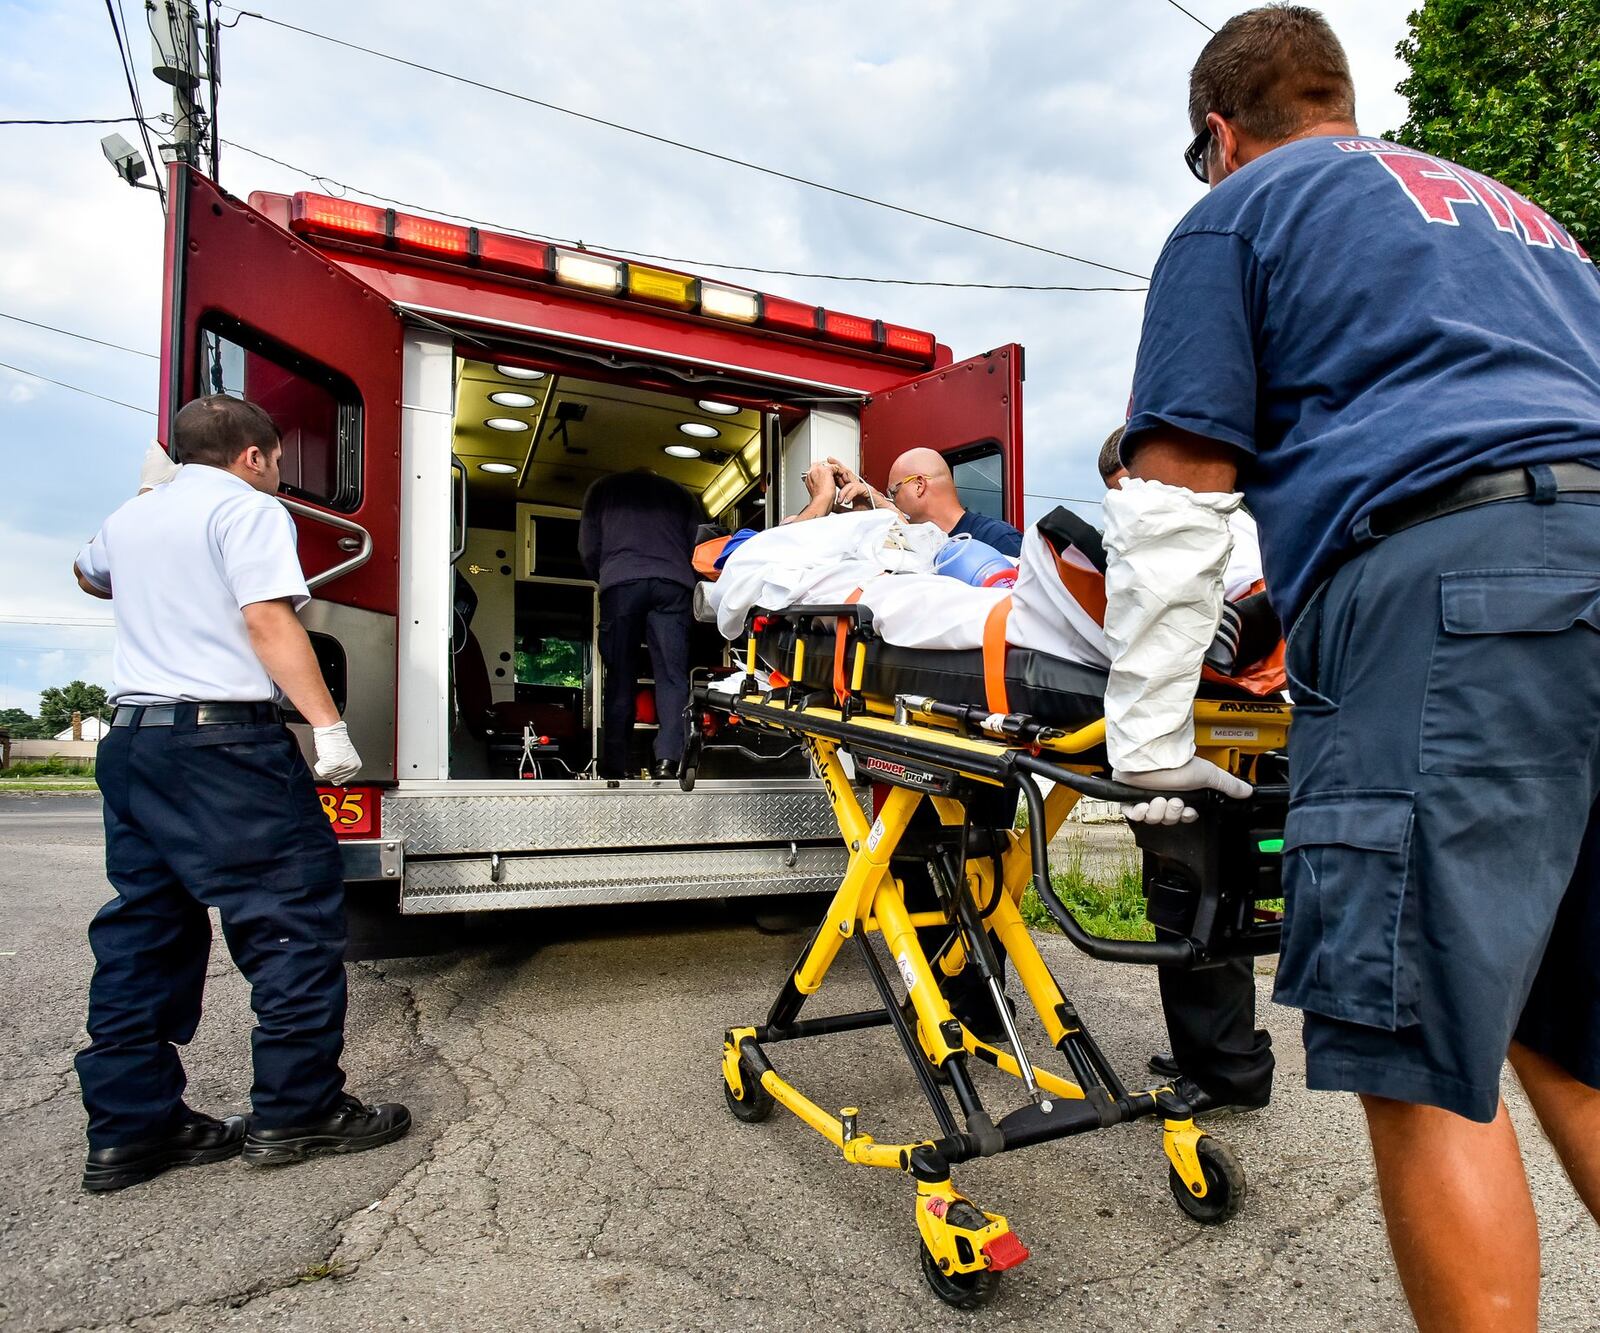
{"left": 885, "top": 474, "right": 926, "bottom": 502}
{"left": 1184, "top": 124, "right": 1212, "bottom": 184}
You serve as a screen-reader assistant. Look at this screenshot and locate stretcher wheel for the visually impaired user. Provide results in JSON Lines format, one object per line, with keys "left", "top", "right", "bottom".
{"left": 1168, "top": 1136, "right": 1245, "bottom": 1225}
{"left": 723, "top": 1055, "right": 775, "bottom": 1123}
{"left": 918, "top": 1241, "right": 1000, "bottom": 1309}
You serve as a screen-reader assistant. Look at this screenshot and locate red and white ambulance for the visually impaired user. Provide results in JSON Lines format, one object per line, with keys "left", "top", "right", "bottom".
{"left": 156, "top": 166, "right": 1025, "bottom": 925}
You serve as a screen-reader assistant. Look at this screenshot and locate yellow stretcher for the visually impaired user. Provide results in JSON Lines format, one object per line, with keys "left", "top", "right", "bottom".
{"left": 684, "top": 602, "right": 1292, "bottom": 1308}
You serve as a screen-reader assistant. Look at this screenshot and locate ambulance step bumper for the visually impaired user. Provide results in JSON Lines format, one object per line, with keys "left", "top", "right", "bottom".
{"left": 398, "top": 843, "right": 846, "bottom": 914}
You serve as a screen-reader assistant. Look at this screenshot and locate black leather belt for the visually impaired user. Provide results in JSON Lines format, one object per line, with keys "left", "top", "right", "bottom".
{"left": 1361, "top": 461, "right": 1600, "bottom": 541}
{"left": 111, "top": 702, "right": 283, "bottom": 728}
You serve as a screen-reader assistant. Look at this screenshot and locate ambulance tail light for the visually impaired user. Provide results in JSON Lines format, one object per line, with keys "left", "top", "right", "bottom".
{"left": 699, "top": 282, "right": 760, "bottom": 324}
{"left": 392, "top": 213, "right": 471, "bottom": 258}
{"left": 553, "top": 248, "right": 624, "bottom": 294}
{"left": 760, "top": 294, "right": 821, "bottom": 337}
{"left": 476, "top": 231, "right": 554, "bottom": 280}
{"left": 627, "top": 263, "right": 698, "bottom": 311}
{"left": 291, "top": 194, "right": 388, "bottom": 242}
{"left": 820, "top": 309, "right": 883, "bottom": 351}
{"left": 882, "top": 323, "right": 938, "bottom": 362}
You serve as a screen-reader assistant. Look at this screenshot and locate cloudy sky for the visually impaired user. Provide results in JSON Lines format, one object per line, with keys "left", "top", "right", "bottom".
{"left": 0, "top": 0, "right": 1412, "bottom": 713}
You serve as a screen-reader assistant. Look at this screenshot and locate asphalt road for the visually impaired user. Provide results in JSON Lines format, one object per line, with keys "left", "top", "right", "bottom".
{"left": 2, "top": 794, "right": 1595, "bottom": 1331}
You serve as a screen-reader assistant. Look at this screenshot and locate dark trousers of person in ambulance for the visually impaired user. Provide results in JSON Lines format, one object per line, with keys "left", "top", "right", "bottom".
{"left": 599, "top": 577, "right": 692, "bottom": 778}
{"left": 75, "top": 710, "right": 348, "bottom": 1155}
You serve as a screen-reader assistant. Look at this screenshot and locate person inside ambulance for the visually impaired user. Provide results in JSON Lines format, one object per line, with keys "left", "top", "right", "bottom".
{"left": 830, "top": 449, "right": 1024, "bottom": 558}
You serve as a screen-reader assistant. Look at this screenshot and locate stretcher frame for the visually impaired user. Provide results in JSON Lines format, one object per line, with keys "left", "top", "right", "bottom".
{"left": 689, "top": 603, "right": 1292, "bottom": 1308}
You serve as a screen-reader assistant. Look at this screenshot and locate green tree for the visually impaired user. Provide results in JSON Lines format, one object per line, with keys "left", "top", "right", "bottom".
{"left": 1391, "top": 1, "right": 1600, "bottom": 250}
{"left": 0, "top": 707, "right": 51, "bottom": 739}
{"left": 37, "top": 680, "right": 110, "bottom": 736}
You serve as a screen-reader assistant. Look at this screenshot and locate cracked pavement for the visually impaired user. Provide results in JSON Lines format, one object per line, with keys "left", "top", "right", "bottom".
{"left": 3, "top": 795, "right": 1595, "bottom": 1331}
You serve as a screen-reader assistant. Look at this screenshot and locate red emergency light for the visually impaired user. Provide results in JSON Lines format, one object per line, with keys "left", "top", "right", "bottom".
{"left": 286, "top": 191, "right": 939, "bottom": 367}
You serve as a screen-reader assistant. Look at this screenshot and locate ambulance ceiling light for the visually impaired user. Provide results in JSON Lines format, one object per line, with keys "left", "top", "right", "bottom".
{"left": 698, "top": 400, "right": 740, "bottom": 415}
{"left": 489, "top": 391, "right": 538, "bottom": 409}
{"left": 485, "top": 417, "right": 531, "bottom": 432}
{"left": 679, "top": 422, "right": 720, "bottom": 439}
{"left": 664, "top": 444, "right": 702, "bottom": 460}
{"left": 479, "top": 462, "right": 518, "bottom": 474}
{"left": 496, "top": 364, "right": 546, "bottom": 381}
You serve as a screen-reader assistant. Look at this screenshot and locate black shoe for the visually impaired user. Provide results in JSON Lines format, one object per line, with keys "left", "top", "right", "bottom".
{"left": 242, "top": 1094, "right": 411, "bottom": 1167}
{"left": 652, "top": 759, "right": 679, "bottom": 781}
{"left": 1148, "top": 1050, "right": 1183, "bottom": 1080}
{"left": 83, "top": 1109, "right": 246, "bottom": 1193}
{"left": 1168, "top": 1074, "right": 1268, "bottom": 1120}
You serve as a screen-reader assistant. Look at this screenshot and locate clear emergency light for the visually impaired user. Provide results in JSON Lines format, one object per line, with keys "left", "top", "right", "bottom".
{"left": 287, "top": 191, "right": 939, "bottom": 366}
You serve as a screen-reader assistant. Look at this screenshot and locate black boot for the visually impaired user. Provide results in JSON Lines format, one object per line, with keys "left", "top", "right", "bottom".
{"left": 83, "top": 1109, "right": 246, "bottom": 1193}
{"left": 242, "top": 1094, "right": 411, "bottom": 1167}
{"left": 1148, "top": 1050, "right": 1183, "bottom": 1080}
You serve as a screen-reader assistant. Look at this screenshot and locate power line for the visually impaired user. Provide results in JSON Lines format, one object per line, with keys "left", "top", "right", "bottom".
{"left": 224, "top": 8, "right": 1151, "bottom": 282}
{"left": 0, "top": 115, "right": 144, "bottom": 126}
{"left": 105, "top": 0, "right": 167, "bottom": 208}
{"left": 0, "top": 359, "right": 154, "bottom": 416}
{"left": 0, "top": 311, "right": 158, "bottom": 359}
{"left": 221, "top": 137, "right": 1146, "bottom": 293}
{"left": 1159, "top": 0, "right": 1216, "bottom": 33}
{"left": 0, "top": 616, "right": 116, "bottom": 627}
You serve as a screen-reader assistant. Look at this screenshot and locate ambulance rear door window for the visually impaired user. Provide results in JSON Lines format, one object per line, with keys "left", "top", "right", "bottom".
{"left": 196, "top": 316, "right": 363, "bottom": 512}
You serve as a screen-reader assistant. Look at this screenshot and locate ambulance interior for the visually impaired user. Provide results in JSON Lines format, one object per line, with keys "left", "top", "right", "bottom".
{"left": 446, "top": 357, "right": 805, "bottom": 780}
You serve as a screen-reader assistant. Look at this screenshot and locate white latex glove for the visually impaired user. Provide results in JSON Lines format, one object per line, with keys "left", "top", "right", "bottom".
{"left": 312, "top": 721, "right": 363, "bottom": 784}
{"left": 1113, "top": 756, "right": 1252, "bottom": 825}
{"left": 139, "top": 440, "right": 180, "bottom": 492}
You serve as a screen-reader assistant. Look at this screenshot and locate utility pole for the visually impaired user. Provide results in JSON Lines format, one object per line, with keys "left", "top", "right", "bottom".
{"left": 150, "top": 1, "right": 207, "bottom": 173}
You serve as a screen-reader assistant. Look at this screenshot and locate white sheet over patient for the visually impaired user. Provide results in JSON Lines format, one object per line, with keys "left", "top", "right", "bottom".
{"left": 709, "top": 507, "right": 1263, "bottom": 669}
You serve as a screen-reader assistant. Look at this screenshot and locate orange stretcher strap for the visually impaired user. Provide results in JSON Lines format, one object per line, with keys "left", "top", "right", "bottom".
{"left": 693, "top": 535, "right": 732, "bottom": 580}
{"left": 1049, "top": 544, "right": 1108, "bottom": 626}
{"left": 982, "top": 596, "right": 1014, "bottom": 714}
{"left": 833, "top": 588, "right": 865, "bottom": 704}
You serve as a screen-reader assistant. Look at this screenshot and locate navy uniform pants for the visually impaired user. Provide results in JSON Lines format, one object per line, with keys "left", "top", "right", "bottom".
{"left": 1158, "top": 952, "right": 1273, "bottom": 1104}
{"left": 599, "top": 577, "right": 692, "bottom": 775}
{"left": 1277, "top": 494, "right": 1600, "bottom": 1121}
{"left": 75, "top": 713, "right": 348, "bottom": 1149}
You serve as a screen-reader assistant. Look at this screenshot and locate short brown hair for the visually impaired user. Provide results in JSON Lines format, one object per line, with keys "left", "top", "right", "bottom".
{"left": 1097, "top": 426, "right": 1127, "bottom": 482}
{"left": 173, "top": 394, "right": 280, "bottom": 467}
{"left": 1188, "top": 4, "right": 1355, "bottom": 141}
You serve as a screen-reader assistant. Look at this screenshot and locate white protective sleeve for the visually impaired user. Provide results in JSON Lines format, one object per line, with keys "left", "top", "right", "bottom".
{"left": 1102, "top": 478, "right": 1242, "bottom": 773}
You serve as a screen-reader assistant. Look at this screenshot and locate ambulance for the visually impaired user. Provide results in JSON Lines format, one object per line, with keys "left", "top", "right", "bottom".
{"left": 156, "top": 166, "right": 1025, "bottom": 930}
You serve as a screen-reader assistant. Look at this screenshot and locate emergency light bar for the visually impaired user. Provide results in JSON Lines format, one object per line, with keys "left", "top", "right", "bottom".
{"left": 287, "top": 192, "right": 938, "bottom": 367}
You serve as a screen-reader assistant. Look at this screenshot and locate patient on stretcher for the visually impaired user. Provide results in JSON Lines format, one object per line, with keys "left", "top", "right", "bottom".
{"left": 702, "top": 461, "right": 1278, "bottom": 690}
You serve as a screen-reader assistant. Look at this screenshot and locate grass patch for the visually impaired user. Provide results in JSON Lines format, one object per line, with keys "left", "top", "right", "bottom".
{"left": 0, "top": 781, "right": 98, "bottom": 793}
{"left": 1, "top": 759, "right": 95, "bottom": 778}
{"left": 296, "top": 1260, "right": 347, "bottom": 1283}
{"left": 1020, "top": 842, "right": 1154, "bottom": 942}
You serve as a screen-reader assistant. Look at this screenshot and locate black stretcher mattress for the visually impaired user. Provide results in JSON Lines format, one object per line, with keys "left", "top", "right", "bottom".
{"left": 755, "top": 624, "right": 1111, "bottom": 729}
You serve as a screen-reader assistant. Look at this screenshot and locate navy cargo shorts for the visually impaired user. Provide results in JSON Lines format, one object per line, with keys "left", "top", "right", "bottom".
{"left": 1274, "top": 493, "right": 1600, "bottom": 1122}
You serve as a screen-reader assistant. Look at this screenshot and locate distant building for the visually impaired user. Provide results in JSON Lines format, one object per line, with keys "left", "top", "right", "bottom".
{"left": 53, "top": 716, "right": 109, "bottom": 742}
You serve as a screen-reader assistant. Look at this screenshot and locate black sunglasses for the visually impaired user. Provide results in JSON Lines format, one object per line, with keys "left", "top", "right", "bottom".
{"left": 1184, "top": 125, "right": 1212, "bottom": 183}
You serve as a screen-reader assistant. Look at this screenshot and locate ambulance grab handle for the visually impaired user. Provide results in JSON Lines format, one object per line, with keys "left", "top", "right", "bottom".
{"left": 277, "top": 496, "right": 374, "bottom": 593}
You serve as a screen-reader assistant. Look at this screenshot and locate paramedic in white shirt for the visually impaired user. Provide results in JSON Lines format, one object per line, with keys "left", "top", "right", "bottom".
{"left": 70, "top": 394, "right": 409, "bottom": 1194}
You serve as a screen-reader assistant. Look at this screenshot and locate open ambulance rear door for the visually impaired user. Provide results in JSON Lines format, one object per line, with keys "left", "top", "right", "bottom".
{"left": 161, "top": 167, "right": 405, "bottom": 786}
{"left": 858, "top": 344, "right": 1025, "bottom": 530}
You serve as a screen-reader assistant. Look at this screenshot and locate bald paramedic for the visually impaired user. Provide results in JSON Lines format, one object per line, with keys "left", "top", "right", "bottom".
{"left": 832, "top": 449, "right": 1023, "bottom": 558}
{"left": 1104, "top": 7, "right": 1600, "bottom": 1328}
{"left": 72, "top": 395, "right": 409, "bottom": 1192}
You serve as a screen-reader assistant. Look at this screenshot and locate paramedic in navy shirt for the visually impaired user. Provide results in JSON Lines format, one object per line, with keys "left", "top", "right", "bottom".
{"left": 1107, "top": 8, "right": 1600, "bottom": 1328}
{"left": 832, "top": 449, "right": 1023, "bottom": 557}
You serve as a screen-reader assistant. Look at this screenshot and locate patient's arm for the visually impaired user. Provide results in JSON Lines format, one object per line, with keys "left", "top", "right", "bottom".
{"left": 828, "top": 457, "right": 888, "bottom": 511}
{"left": 782, "top": 461, "right": 840, "bottom": 524}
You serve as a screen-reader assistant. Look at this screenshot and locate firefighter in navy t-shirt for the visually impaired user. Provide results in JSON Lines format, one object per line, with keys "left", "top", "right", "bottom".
{"left": 1104, "top": 8, "right": 1600, "bottom": 1328}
